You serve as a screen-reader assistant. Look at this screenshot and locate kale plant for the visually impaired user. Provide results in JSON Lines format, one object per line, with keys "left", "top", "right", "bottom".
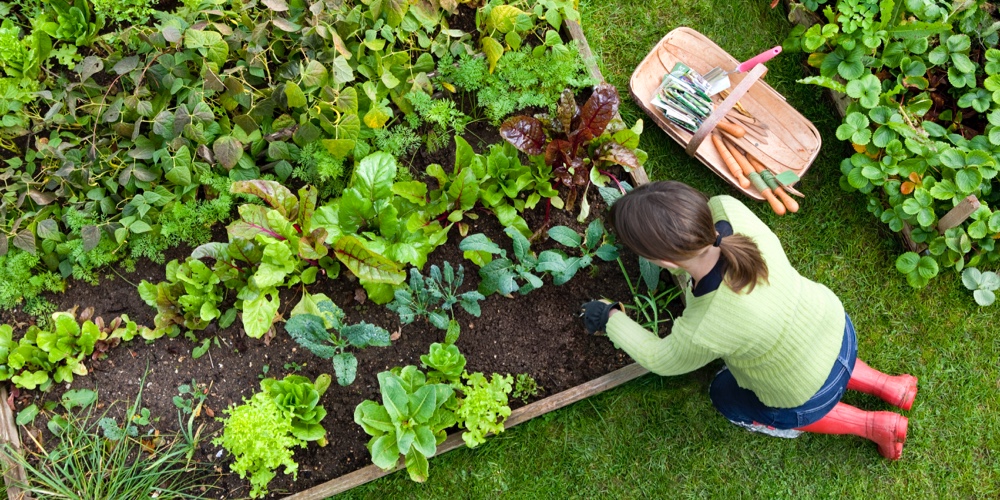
{"left": 459, "top": 227, "right": 544, "bottom": 297}
{"left": 388, "top": 262, "right": 485, "bottom": 344}
{"left": 283, "top": 292, "right": 391, "bottom": 386}
{"left": 536, "top": 219, "right": 619, "bottom": 284}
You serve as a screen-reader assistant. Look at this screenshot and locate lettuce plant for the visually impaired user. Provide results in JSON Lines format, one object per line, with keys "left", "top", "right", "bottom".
{"left": 284, "top": 292, "right": 391, "bottom": 386}
{"left": 260, "top": 373, "right": 332, "bottom": 445}
{"left": 536, "top": 219, "right": 620, "bottom": 285}
{"left": 420, "top": 342, "right": 467, "bottom": 384}
{"left": 456, "top": 371, "right": 513, "bottom": 448}
{"left": 353, "top": 366, "right": 458, "bottom": 482}
{"left": 0, "top": 311, "right": 147, "bottom": 390}
{"left": 213, "top": 392, "right": 303, "bottom": 499}
{"left": 138, "top": 257, "right": 236, "bottom": 338}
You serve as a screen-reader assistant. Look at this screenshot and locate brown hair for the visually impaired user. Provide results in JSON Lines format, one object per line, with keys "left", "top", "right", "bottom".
{"left": 610, "top": 181, "right": 768, "bottom": 293}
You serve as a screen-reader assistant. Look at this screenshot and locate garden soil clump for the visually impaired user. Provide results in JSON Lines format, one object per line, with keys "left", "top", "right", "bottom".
{"left": 1, "top": 190, "right": 670, "bottom": 498}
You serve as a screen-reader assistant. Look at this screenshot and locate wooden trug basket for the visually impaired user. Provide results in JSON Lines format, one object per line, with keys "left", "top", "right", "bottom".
{"left": 629, "top": 27, "right": 821, "bottom": 200}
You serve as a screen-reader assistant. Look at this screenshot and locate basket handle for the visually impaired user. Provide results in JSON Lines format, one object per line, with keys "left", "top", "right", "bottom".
{"left": 685, "top": 64, "right": 767, "bottom": 156}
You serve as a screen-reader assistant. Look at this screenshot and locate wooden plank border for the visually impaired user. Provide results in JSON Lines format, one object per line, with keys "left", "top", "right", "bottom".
{"left": 284, "top": 364, "right": 650, "bottom": 499}
{"left": 0, "top": 388, "right": 29, "bottom": 500}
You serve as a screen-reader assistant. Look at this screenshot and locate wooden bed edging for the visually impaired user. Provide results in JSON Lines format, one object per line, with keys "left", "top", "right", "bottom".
{"left": 284, "top": 363, "right": 650, "bottom": 499}
{"left": 0, "top": 388, "right": 29, "bottom": 500}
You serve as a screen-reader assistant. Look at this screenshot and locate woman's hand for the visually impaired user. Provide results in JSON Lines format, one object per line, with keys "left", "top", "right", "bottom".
{"left": 580, "top": 300, "right": 622, "bottom": 335}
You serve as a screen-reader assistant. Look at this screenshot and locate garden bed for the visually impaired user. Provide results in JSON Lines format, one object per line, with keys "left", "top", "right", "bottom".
{"left": 0, "top": 3, "right": 672, "bottom": 497}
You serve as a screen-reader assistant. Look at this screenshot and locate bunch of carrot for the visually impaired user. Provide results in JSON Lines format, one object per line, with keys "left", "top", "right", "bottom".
{"left": 710, "top": 132, "right": 799, "bottom": 215}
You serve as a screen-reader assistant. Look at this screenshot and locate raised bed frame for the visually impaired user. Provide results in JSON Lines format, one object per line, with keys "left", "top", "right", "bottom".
{"left": 282, "top": 20, "right": 655, "bottom": 499}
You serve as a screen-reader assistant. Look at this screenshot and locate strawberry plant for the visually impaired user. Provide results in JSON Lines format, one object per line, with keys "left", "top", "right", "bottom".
{"left": 284, "top": 292, "right": 391, "bottom": 386}
{"left": 787, "top": 0, "right": 1000, "bottom": 286}
{"left": 962, "top": 266, "right": 1000, "bottom": 306}
{"left": 500, "top": 84, "right": 646, "bottom": 219}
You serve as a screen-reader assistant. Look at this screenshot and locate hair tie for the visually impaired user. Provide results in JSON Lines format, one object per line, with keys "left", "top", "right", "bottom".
{"left": 713, "top": 234, "right": 723, "bottom": 247}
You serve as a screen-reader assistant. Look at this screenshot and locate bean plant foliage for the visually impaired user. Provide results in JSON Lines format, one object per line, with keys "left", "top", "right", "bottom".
{"left": 786, "top": 0, "right": 1000, "bottom": 287}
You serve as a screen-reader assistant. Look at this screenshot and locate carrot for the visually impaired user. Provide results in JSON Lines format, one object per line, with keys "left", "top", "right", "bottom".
{"left": 711, "top": 134, "right": 750, "bottom": 189}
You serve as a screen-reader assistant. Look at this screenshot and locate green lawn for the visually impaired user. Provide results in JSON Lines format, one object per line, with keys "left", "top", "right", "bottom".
{"left": 338, "top": 0, "right": 1000, "bottom": 497}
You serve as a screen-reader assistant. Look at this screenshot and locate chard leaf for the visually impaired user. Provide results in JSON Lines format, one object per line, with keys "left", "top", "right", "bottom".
{"left": 500, "top": 116, "right": 547, "bottom": 155}
{"left": 574, "top": 83, "right": 618, "bottom": 145}
{"left": 333, "top": 235, "right": 405, "bottom": 284}
{"left": 231, "top": 180, "right": 299, "bottom": 219}
{"left": 458, "top": 233, "right": 502, "bottom": 255}
{"left": 242, "top": 288, "right": 279, "bottom": 339}
{"left": 228, "top": 204, "right": 276, "bottom": 240}
{"left": 354, "top": 152, "right": 397, "bottom": 207}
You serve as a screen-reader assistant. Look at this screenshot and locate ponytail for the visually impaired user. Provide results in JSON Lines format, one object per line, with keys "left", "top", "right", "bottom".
{"left": 611, "top": 181, "right": 768, "bottom": 294}
{"left": 717, "top": 234, "right": 768, "bottom": 294}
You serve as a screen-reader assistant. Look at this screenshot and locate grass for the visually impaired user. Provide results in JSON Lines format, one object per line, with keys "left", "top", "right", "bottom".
{"left": 337, "top": 0, "right": 1000, "bottom": 497}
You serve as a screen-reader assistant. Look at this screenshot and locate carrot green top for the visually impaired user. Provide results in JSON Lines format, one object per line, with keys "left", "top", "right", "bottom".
{"left": 606, "top": 195, "right": 845, "bottom": 408}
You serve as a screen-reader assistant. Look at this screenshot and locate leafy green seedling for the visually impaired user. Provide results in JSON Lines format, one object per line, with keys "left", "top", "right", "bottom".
{"left": 284, "top": 292, "right": 391, "bottom": 386}
{"left": 420, "top": 342, "right": 467, "bottom": 384}
{"left": 460, "top": 227, "right": 544, "bottom": 296}
{"left": 537, "top": 219, "right": 619, "bottom": 285}
{"left": 354, "top": 366, "right": 457, "bottom": 482}
{"left": 388, "top": 262, "right": 485, "bottom": 344}
{"left": 260, "top": 374, "right": 332, "bottom": 445}
{"left": 456, "top": 372, "right": 513, "bottom": 448}
{"left": 962, "top": 267, "right": 1000, "bottom": 306}
{"left": 512, "top": 373, "right": 543, "bottom": 404}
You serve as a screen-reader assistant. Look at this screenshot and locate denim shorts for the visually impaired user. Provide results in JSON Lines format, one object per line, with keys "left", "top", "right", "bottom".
{"left": 709, "top": 314, "right": 858, "bottom": 430}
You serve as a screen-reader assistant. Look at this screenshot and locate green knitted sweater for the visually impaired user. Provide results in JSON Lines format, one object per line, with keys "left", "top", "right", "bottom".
{"left": 606, "top": 195, "right": 845, "bottom": 408}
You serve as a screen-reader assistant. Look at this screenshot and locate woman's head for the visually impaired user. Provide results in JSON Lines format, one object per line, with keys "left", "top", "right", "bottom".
{"left": 610, "top": 181, "right": 768, "bottom": 293}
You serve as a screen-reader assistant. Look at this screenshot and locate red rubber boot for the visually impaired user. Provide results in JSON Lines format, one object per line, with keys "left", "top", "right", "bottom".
{"left": 796, "top": 402, "right": 908, "bottom": 460}
{"left": 848, "top": 359, "right": 918, "bottom": 411}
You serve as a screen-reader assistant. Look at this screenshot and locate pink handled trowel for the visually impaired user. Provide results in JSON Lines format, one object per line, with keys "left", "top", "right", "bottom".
{"left": 704, "top": 46, "right": 783, "bottom": 96}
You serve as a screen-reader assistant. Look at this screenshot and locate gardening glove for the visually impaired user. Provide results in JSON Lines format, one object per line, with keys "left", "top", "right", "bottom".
{"left": 580, "top": 300, "right": 622, "bottom": 336}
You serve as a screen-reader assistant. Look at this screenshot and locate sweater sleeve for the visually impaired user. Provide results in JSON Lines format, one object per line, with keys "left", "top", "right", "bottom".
{"left": 605, "top": 311, "right": 718, "bottom": 376}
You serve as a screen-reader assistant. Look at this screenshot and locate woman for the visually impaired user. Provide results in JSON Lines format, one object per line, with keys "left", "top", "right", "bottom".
{"left": 581, "top": 181, "right": 917, "bottom": 459}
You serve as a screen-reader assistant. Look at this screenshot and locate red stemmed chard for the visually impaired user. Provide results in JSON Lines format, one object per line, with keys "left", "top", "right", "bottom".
{"left": 499, "top": 84, "right": 643, "bottom": 216}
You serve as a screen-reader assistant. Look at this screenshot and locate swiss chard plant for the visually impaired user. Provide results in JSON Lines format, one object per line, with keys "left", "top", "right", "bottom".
{"left": 388, "top": 262, "right": 485, "bottom": 344}
{"left": 353, "top": 366, "right": 458, "bottom": 482}
{"left": 786, "top": 0, "right": 1000, "bottom": 287}
{"left": 537, "top": 219, "right": 619, "bottom": 285}
{"left": 459, "top": 227, "right": 545, "bottom": 297}
{"left": 500, "top": 84, "right": 646, "bottom": 220}
{"left": 283, "top": 292, "right": 392, "bottom": 386}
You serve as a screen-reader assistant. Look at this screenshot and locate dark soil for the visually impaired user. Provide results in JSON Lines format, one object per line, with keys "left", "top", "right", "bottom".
{"left": 2, "top": 178, "right": 677, "bottom": 499}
